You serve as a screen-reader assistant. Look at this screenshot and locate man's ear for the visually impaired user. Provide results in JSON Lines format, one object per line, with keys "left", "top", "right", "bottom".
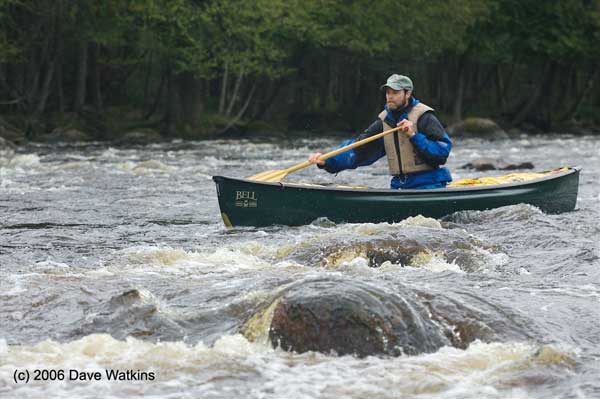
{"left": 406, "top": 90, "right": 413, "bottom": 97}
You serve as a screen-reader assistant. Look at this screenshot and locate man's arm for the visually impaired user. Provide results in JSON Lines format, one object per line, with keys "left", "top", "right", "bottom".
{"left": 310, "top": 119, "right": 386, "bottom": 174}
{"left": 353, "top": 119, "right": 385, "bottom": 160}
{"left": 411, "top": 112, "right": 452, "bottom": 166}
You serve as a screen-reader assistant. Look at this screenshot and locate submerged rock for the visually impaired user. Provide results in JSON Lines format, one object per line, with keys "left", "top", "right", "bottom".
{"left": 72, "top": 289, "right": 183, "bottom": 340}
{"left": 281, "top": 226, "right": 494, "bottom": 272}
{"left": 0, "top": 117, "right": 25, "bottom": 144}
{"left": 264, "top": 279, "right": 453, "bottom": 357}
{"left": 116, "top": 130, "right": 163, "bottom": 145}
{"left": 42, "top": 127, "right": 93, "bottom": 143}
{"left": 461, "top": 157, "right": 534, "bottom": 171}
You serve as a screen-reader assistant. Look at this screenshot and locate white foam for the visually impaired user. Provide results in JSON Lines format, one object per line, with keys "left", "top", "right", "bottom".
{"left": 8, "top": 153, "right": 41, "bottom": 168}
{"left": 0, "top": 275, "right": 27, "bottom": 296}
{"left": 35, "top": 260, "right": 71, "bottom": 273}
{"left": 398, "top": 215, "right": 443, "bottom": 229}
{"left": 113, "top": 245, "right": 273, "bottom": 275}
{"left": 410, "top": 251, "right": 464, "bottom": 273}
{"left": 115, "top": 159, "right": 177, "bottom": 175}
{"left": 0, "top": 318, "right": 577, "bottom": 398}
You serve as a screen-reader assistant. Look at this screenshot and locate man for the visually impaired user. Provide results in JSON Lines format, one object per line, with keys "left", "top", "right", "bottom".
{"left": 308, "top": 74, "right": 452, "bottom": 189}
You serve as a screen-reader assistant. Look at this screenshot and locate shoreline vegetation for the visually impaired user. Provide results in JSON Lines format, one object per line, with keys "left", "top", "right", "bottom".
{"left": 1, "top": 1, "right": 599, "bottom": 146}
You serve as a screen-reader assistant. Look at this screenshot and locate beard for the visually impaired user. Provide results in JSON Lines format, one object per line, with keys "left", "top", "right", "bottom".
{"left": 387, "top": 98, "right": 408, "bottom": 111}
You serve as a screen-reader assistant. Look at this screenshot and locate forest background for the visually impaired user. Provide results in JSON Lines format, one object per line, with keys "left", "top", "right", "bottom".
{"left": 1, "top": 0, "right": 599, "bottom": 143}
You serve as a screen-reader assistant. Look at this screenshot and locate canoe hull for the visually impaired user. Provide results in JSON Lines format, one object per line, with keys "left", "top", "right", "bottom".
{"left": 212, "top": 167, "right": 580, "bottom": 227}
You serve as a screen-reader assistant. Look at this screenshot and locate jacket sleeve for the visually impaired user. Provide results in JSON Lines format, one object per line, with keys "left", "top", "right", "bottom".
{"left": 411, "top": 112, "right": 452, "bottom": 166}
{"left": 320, "top": 121, "right": 387, "bottom": 174}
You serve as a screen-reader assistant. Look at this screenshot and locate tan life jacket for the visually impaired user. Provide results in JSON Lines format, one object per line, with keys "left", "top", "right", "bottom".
{"left": 379, "top": 102, "right": 435, "bottom": 175}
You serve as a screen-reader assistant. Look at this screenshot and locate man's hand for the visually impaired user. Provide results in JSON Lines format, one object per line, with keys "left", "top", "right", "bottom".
{"left": 397, "top": 119, "right": 416, "bottom": 138}
{"left": 308, "top": 152, "right": 325, "bottom": 166}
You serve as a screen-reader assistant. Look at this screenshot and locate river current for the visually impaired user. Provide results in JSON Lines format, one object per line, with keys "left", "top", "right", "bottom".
{"left": 0, "top": 134, "right": 599, "bottom": 398}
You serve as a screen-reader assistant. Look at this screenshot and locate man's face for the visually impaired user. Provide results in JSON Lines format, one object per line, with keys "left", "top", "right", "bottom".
{"left": 385, "top": 88, "right": 411, "bottom": 110}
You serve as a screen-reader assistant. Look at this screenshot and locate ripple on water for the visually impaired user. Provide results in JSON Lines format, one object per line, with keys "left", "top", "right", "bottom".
{"left": 1, "top": 137, "right": 598, "bottom": 398}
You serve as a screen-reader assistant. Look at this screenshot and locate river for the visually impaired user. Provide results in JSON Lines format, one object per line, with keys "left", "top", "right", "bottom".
{"left": 1, "top": 134, "right": 599, "bottom": 398}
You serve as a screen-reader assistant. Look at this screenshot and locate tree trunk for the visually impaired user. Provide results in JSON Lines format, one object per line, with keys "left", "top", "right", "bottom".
{"left": 145, "top": 69, "right": 166, "bottom": 119}
{"left": 180, "top": 72, "right": 204, "bottom": 127}
{"left": 327, "top": 57, "right": 336, "bottom": 110}
{"left": 462, "top": 64, "right": 496, "bottom": 116}
{"left": 91, "top": 42, "right": 103, "bottom": 112}
{"left": 165, "top": 68, "right": 182, "bottom": 136}
{"left": 442, "top": 56, "right": 452, "bottom": 111}
{"left": 511, "top": 61, "right": 555, "bottom": 126}
{"left": 8, "top": 64, "right": 26, "bottom": 112}
{"left": 253, "top": 79, "right": 283, "bottom": 120}
{"left": 0, "top": 64, "right": 4, "bottom": 91}
{"left": 556, "top": 65, "right": 599, "bottom": 122}
{"left": 453, "top": 56, "right": 466, "bottom": 121}
{"left": 225, "top": 67, "right": 244, "bottom": 118}
{"left": 142, "top": 53, "right": 153, "bottom": 110}
{"left": 538, "top": 62, "right": 558, "bottom": 126}
{"left": 55, "top": 36, "right": 64, "bottom": 113}
{"left": 499, "top": 61, "right": 516, "bottom": 114}
{"left": 36, "top": 58, "right": 55, "bottom": 114}
{"left": 25, "top": 49, "right": 40, "bottom": 110}
{"left": 73, "top": 41, "right": 88, "bottom": 111}
{"left": 218, "top": 61, "right": 229, "bottom": 114}
{"left": 54, "top": 0, "right": 64, "bottom": 113}
{"left": 355, "top": 63, "right": 361, "bottom": 99}
{"left": 219, "top": 81, "right": 257, "bottom": 134}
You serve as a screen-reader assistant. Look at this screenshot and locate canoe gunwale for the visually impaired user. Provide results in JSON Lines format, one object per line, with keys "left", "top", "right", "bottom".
{"left": 213, "top": 166, "right": 581, "bottom": 195}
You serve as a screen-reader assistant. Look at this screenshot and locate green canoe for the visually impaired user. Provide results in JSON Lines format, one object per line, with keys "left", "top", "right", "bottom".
{"left": 212, "top": 167, "right": 580, "bottom": 227}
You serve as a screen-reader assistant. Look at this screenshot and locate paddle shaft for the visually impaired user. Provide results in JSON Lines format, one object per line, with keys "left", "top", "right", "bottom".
{"left": 284, "top": 125, "right": 404, "bottom": 174}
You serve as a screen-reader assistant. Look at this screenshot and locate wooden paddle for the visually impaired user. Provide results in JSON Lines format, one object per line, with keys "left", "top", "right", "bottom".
{"left": 247, "top": 125, "right": 404, "bottom": 182}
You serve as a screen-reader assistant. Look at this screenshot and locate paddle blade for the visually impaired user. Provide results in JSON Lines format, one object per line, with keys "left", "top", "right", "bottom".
{"left": 247, "top": 170, "right": 277, "bottom": 180}
{"left": 247, "top": 169, "right": 288, "bottom": 182}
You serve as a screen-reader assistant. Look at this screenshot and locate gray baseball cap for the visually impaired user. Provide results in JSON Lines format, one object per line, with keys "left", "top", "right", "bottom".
{"left": 380, "top": 74, "right": 413, "bottom": 91}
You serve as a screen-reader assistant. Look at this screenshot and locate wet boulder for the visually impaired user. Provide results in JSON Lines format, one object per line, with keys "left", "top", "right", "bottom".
{"left": 43, "top": 127, "right": 93, "bottom": 143}
{"left": 243, "top": 277, "right": 533, "bottom": 358}
{"left": 461, "top": 157, "right": 535, "bottom": 171}
{"left": 448, "top": 117, "right": 509, "bottom": 140}
{"left": 280, "top": 224, "right": 495, "bottom": 272}
{"left": 116, "top": 129, "right": 163, "bottom": 145}
{"left": 255, "top": 278, "right": 454, "bottom": 357}
{"left": 0, "top": 117, "right": 24, "bottom": 144}
{"left": 71, "top": 289, "right": 183, "bottom": 340}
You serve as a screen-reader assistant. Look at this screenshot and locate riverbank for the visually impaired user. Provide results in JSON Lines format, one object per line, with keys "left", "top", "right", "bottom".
{"left": 1, "top": 109, "right": 599, "bottom": 147}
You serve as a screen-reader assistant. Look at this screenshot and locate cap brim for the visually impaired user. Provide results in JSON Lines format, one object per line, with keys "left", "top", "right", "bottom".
{"left": 380, "top": 83, "right": 409, "bottom": 91}
{"left": 381, "top": 84, "right": 397, "bottom": 91}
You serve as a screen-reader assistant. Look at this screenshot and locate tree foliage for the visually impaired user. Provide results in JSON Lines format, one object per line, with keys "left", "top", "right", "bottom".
{"left": 0, "top": 0, "right": 599, "bottom": 135}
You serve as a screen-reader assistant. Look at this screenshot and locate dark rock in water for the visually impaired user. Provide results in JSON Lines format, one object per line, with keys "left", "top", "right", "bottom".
{"left": 281, "top": 225, "right": 494, "bottom": 273}
{"left": 448, "top": 118, "right": 509, "bottom": 140}
{"left": 116, "top": 130, "right": 163, "bottom": 145}
{"left": 0, "top": 118, "right": 25, "bottom": 144}
{"left": 266, "top": 279, "right": 453, "bottom": 357}
{"left": 244, "top": 276, "right": 535, "bottom": 358}
{"left": 0, "top": 136, "right": 17, "bottom": 150}
{"left": 42, "top": 128, "right": 93, "bottom": 143}
{"left": 461, "top": 157, "right": 534, "bottom": 171}
{"left": 419, "top": 290, "right": 536, "bottom": 346}
{"left": 501, "top": 161, "right": 535, "bottom": 170}
{"left": 71, "top": 289, "right": 183, "bottom": 340}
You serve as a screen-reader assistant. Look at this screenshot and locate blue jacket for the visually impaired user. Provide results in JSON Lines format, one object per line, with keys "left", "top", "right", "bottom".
{"left": 320, "top": 97, "right": 452, "bottom": 189}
